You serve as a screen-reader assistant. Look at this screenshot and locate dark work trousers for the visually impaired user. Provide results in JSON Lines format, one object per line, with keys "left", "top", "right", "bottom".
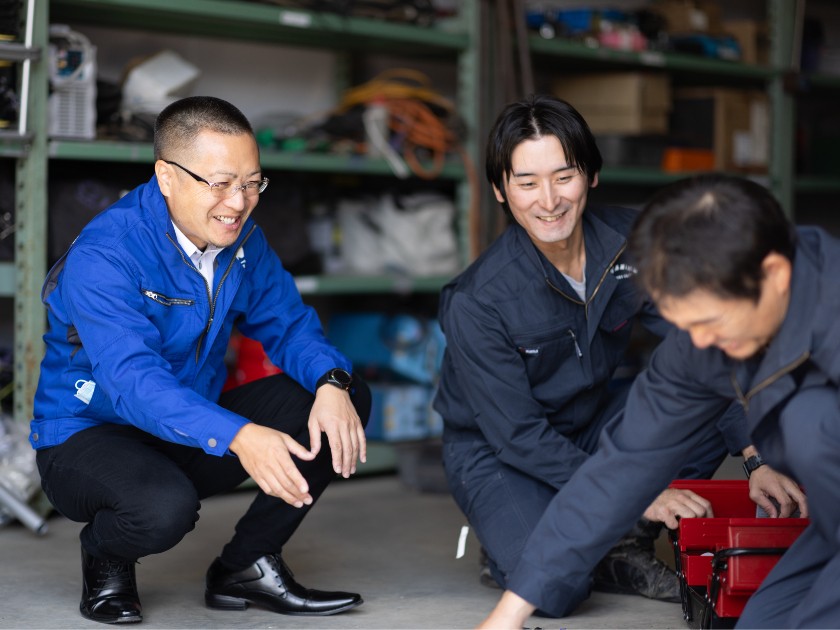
{"left": 443, "top": 380, "right": 728, "bottom": 616}
{"left": 737, "top": 386, "right": 840, "bottom": 629}
{"left": 36, "top": 373, "right": 371, "bottom": 569}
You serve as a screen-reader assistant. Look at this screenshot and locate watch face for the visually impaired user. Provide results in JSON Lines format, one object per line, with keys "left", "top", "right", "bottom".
{"left": 331, "top": 369, "right": 352, "bottom": 387}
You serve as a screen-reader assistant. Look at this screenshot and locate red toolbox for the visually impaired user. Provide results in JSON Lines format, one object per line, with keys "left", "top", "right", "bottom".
{"left": 668, "top": 479, "right": 808, "bottom": 629}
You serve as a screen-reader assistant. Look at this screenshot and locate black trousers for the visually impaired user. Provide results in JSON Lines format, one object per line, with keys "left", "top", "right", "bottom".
{"left": 36, "top": 373, "right": 371, "bottom": 568}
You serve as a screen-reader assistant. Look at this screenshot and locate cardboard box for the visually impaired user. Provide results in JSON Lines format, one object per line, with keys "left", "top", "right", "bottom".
{"left": 650, "top": 0, "right": 722, "bottom": 34}
{"left": 724, "top": 18, "right": 769, "bottom": 65}
{"left": 670, "top": 88, "right": 768, "bottom": 171}
{"left": 554, "top": 73, "right": 671, "bottom": 135}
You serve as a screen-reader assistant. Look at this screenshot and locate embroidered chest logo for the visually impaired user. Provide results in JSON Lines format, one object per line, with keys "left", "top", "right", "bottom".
{"left": 609, "top": 262, "right": 637, "bottom": 280}
{"left": 235, "top": 246, "right": 246, "bottom": 269}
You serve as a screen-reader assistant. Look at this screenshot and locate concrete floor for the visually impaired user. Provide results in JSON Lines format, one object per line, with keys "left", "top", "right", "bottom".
{"left": 0, "top": 473, "right": 688, "bottom": 630}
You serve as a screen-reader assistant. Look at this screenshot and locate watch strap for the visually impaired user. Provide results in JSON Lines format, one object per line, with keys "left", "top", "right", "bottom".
{"left": 743, "top": 453, "right": 766, "bottom": 478}
{"left": 316, "top": 368, "right": 353, "bottom": 391}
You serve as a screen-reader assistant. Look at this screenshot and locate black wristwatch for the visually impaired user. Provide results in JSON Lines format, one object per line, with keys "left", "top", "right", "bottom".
{"left": 743, "top": 453, "right": 766, "bottom": 478}
{"left": 316, "top": 368, "right": 353, "bottom": 392}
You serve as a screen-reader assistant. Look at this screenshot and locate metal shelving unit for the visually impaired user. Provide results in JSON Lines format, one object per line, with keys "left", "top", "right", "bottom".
{"left": 6, "top": 0, "right": 47, "bottom": 428}
{"left": 529, "top": 0, "right": 800, "bottom": 218}
{"left": 8, "top": 0, "right": 480, "bottom": 424}
{"left": 49, "top": 140, "right": 468, "bottom": 179}
{"left": 51, "top": 0, "right": 470, "bottom": 53}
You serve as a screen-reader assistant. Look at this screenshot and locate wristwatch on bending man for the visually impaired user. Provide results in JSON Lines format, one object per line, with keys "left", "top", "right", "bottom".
{"left": 743, "top": 452, "right": 766, "bottom": 478}
{"left": 316, "top": 367, "right": 353, "bottom": 392}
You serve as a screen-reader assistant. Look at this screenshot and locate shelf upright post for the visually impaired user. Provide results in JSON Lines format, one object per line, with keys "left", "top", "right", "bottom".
{"left": 456, "top": 0, "right": 480, "bottom": 264}
{"left": 767, "top": 0, "right": 798, "bottom": 219}
{"left": 14, "top": 0, "right": 48, "bottom": 424}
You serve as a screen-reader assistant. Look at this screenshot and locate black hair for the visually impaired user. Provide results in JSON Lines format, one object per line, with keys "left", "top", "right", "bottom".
{"left": 629, "top": 173, "right": 797, "bottom": 303}
{"left": 485, "top": 94, "right": 602, "bottom": 217}
{"left": 153, "top": 96, "right": 254, "bottom": 161}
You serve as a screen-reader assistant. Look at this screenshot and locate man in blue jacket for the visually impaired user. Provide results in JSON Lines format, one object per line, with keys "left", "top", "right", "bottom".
{"left": 479, "top": 175, "right": 825, "bottom": 628}
{"left": 434, "top": 95, "right": 804, "bottom": 614}
{"left": 31, "top": 96, "right": 370, "bottom": 624}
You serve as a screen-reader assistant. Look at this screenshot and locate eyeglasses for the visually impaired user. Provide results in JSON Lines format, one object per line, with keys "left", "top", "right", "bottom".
{"left": 164, "top": 160, "right": 269, "bottom": 198}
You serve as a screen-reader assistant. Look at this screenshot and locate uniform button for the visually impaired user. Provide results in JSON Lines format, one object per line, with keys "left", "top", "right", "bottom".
{"left": 32, "top": 433, "right": 39, "bottom": 441}
{"left": 208, "top": 438, "right": 217, "bottom": 448}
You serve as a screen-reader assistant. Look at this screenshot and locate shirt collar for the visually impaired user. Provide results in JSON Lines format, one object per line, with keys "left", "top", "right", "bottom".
{"left": 171, "top": 221, "right": 224, "bottom": 260}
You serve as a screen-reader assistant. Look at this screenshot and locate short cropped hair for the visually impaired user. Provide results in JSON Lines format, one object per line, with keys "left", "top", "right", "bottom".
{"left": 485, "top": 94, "right": 602, "bottom": 217}
{"left": 629, "top": 174, "right": 797, "bottom": 303}
{"left": 153, "top": 96, "right": 254, "bottom": 161}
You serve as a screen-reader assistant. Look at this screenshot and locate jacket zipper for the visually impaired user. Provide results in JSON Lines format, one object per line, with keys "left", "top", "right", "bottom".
{"left": 730, "top": 351, "right": 810, "bottom": 413}
{"left": 545, "top": 243, "right": 627, "bottom": 321}
{"left": 568, "top": 329, "right": 583, "bottom": 359}
{"left": 142, "top": 290, "right": 195, "bottom": 306}
{"left": 165, "top": 225, "right": 256, "bottom": 364}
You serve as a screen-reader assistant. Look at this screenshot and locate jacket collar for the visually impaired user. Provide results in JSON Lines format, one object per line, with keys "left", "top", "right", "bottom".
{"left": 736, "top": 242, "right": 816, "bottom": 421}
{"left": 754, "top": 244, "right": 816, "bottom": 383}
{"left": 515, "top": 208, "right": 627, "bottom": 300}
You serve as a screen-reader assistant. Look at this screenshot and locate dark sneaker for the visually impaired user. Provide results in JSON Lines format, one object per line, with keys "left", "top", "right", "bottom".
{"left": 593, "top": 538, "right": 681, "bottom": 602}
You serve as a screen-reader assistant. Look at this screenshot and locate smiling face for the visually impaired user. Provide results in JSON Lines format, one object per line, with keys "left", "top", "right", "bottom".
{"left": 495, "top": 135, "right": 597, "bottom": 257}
{"left": 656, "top": 253, "right": 792, "bottom": 360}
{"left": 156, "top": 130, "right": 262, "bottom": 250}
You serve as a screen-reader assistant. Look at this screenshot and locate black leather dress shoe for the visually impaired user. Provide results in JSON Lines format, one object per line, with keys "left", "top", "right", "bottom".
{"left": 205, "top": 554, "right": 362, "bottom": 616}
{"left": 80, "top": 547, "right": 143, "bottom": 624}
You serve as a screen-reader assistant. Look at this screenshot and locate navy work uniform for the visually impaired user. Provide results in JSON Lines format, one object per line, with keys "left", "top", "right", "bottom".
{"left": 507, "top": 226, "right": 840, "bottom": 627}
{"left": 434, "top": 205, "right": 748, "bottom": 608}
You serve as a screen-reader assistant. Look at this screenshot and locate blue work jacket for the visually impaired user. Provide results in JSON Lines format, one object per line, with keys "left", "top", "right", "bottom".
{"left": 509, "top": 226, "right": 840, "bottom": 617}
{"left": 30, "top": 176, "right": 350, "bottom": 456}
{"left": 434, "top": 205, "right": 749, "bottom": 490}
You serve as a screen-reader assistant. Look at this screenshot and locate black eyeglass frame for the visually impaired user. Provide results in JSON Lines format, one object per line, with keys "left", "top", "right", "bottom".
{"left": 164, "top": 160, "right": 269, "bottom": 196}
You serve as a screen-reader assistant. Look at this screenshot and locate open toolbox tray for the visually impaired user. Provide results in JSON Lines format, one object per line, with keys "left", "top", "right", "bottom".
{"left": 668, "top": 480, "right": 809, "bottom": 629}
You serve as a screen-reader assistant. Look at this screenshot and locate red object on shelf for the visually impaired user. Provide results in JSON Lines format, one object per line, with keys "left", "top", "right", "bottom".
{"left": 668, "top": 479, "right": 809, "bottom": 627}
{"left": 223, "top": 335, "right": 282, "bottom": 392}
{"left": 661, "top": 147, "right": 716, "bottom": 172}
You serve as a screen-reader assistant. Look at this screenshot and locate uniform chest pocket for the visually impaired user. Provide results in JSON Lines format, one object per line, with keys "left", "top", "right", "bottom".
{"left": 141, "top": 288, "right": 196, "bottom": 307}
{"left": 598, "top": 293, "right": 640, "bottom": 336}
{"left": 140, "top": 287, "right": 200, "bottom": 367}
{"left": 511, "top": 322, "right": 584, "bottom": 386}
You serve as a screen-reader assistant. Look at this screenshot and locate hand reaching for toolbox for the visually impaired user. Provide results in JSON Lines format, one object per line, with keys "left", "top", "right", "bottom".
{"left": 643, "top": 488, "right": 715, "bottom": 530}
{"left": 748, "top": 465, "right": 808, "bottom": 518}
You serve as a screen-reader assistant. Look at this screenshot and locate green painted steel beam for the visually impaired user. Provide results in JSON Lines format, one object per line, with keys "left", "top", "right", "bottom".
{"left": 293, "top": 274, "right": 453, "bottom": 295}
{"left": 51, "top": 0, "right": 468, "bottom": 53}
{"left": 15, "top": 0, "right": 49, "bottom": 425}
{"left": 768, "top": 0, "right": 797, "bottom": 218}
{"left": 0, "top": 261, "right": 14, "bottom": 296}
{"left": 529, "top": 36, "right": 775, "bottom": 82}
{"left": 49, "top": 140, "right": 467, "bottom": 179}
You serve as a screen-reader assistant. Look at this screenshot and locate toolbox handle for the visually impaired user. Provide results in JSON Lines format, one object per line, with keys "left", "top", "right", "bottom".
{"left": 703, "top": 547, "right": 789, "bottom": 629}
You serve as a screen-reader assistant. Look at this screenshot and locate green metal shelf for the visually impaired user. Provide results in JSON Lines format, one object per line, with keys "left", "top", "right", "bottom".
{"left": 598, "top": 167, "right": 692, "bottom": 186}
{"left": 529, "top": 36, "right": 776, "bottom": 83}
{"left": 49, "top": 139, "right": 154, "bottom": 162}
{"left": 0, "top": 261, "right": 13, "bottom": 296}
{"left": 49, "top": 140, "right": 466, "bottom": 179}
{"left": 0, "top": 131, "right": 33, "bottom": 158}
{"left": 800, "top": 72, "right": 840, "bottom": 92}
{"left": 294, "top": 274, "right": 453, "bottom": 295}
{"left": 794, "top": 176, "right": 840, "bottom": 194}
{"left": 0, "top": 41, "right": 41, "bottom": 62}
{"left": 51, "top": 0, "right": 469, "bottom": 54}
